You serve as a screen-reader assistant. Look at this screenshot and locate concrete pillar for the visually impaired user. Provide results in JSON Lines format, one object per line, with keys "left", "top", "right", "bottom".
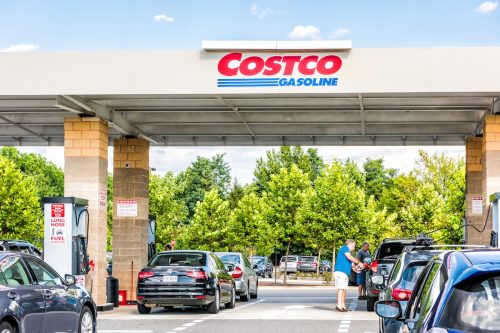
{"left": 112, "top": 138, "right": 150, "bottom": 301}
{"left": 465, "top": 136, "right": 484, "bottom": 244}
{"left": 64, "top": 116, "right": 109, "bottom": 304}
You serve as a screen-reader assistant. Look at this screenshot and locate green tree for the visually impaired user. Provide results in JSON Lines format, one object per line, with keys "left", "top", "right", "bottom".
{"left": 229, "top": 192, "right": 274, "bottom": 257}
{"left": 177, "top": 155, "right": 231, "bottom": 219}
{"left": 299, "top": 161, "right": 366, "bottom": 281}
{"left": 150, "top": 172, "right": 188, "bottom": 250}
{"left": 0, "top": 146, "right": 64, "bottom": 198}
{"left": 183, "top": 189, "right": 231, "bottom": 251}
{"left": 0, "top": 156, "right": 40, "bottom": 241}
{"left": 363, "top": 158, "right": 396, "bottom": 200}
{"left": 254, "top": 146, "right": 324, "bottom": 193}
{"left": 262, "top": 165, "right": 312, "bottom": 285}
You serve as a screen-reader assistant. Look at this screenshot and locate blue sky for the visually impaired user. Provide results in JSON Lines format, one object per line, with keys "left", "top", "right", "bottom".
{"left": 2, "top": 1, "right": 497, "bottom": 182}
{"left": 1, "top": 0, "right": 499, "bottom": 52}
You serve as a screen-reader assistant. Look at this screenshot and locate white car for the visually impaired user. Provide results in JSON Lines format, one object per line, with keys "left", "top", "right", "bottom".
{"left": 279, "top": 255, "right": 300, "bottom": 274}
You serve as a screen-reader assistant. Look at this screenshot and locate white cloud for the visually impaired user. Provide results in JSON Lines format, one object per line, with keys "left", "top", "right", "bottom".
{"left": 153, "top": 14, "right": 174, "bottom": 23}
{"left": 475, "top": 1, "right": 498, "bottom": 14}
{"left": 330, "top": 28, "right": 351, "bottom": 39}
{"left": 1, "top": 44, "right": 39, "bottom": 52}
{"left": 251, "top": 3, "right": 274, "bottom": 19}
{"left": 287, "top": 25, "right": 322, "bottom": 40}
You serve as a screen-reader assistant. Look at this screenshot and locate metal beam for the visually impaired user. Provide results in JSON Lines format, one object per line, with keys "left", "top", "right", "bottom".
{"left": 0, "top": 115, "right": 48, "bottom": 141}
{"left": 358, "top": 94, "right": 366, "bottom": 136}
{"left": 55, "top": 95, "right": 159, "bottom": 144}
{"left": 216, "top": 96, "right": 255, "bottom": 137}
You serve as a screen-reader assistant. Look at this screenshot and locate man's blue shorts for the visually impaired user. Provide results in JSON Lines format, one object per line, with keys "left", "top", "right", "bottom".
{"left": 357, "top": 271, "right": 366, "bottom": 285}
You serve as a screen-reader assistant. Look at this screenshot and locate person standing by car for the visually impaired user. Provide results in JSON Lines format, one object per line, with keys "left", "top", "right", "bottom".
{"left": 356, "top": 241, "right": 370, "bottom": 300}
{"left": 334, "top": 239, "right": 363, "bottom": 312}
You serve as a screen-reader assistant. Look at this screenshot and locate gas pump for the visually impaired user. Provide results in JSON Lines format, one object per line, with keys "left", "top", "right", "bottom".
{"left": 490, "top": 193, "right": 500, "bottom": 247}
{"left": 148, "top": 215, "right": 157, "bottom": 261}
{"left": 42, "top": 197, "right": 90, "bottom": 285}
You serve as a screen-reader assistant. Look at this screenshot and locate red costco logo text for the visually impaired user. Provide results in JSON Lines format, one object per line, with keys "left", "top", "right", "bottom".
{"left": 218, "top": 52, "right": 342, "bottom": 77}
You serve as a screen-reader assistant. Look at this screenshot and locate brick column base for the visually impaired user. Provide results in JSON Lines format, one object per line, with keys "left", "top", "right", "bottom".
{"left": 64, "top": 116, "right": 108, "bottom": 304}
{"left": 112, "top": 138, "right": 149, "bottom": 301}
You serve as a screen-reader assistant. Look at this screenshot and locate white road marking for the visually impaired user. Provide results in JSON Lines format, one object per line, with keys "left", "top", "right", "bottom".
{"left": 341, "top": 320, "right": 351, "bottom": 324}
{"left": 339, "top": 324, "right": 350, "bottom": 328}
{"left": 182, "top": 323, "right": 196, "bottom": 327}
{"left": 192, "top": 320, "right": 204, "bottom": 323}
{"left": 337, "top": 329, "right": 348, "bottom": 333}
{"left": 99, "top": 331, "right": 153, "bottom": 333}
{"left": 173, "top": 328, "right": 186, "bottom": 331}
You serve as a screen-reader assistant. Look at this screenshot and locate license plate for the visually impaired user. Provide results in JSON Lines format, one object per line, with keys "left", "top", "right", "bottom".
{"left": 163, "top": 275, "right": 177, "bottom": 283}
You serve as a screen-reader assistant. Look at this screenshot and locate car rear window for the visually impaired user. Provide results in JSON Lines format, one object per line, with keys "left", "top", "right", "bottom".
{"left": 440, "top": 274, "right": 500, "bottom": 332}
{"left": 252, "top": 258, "right": 265, "bottom": 265}
{"left": 217, "top": 254, "right": 241, "bottom": 264}
{"left": 150, "top": 253, "right": 205, "bottom": 267}
{"left": 399, "top": 263, "right": 426, "bottom": 290}
{"left": 282, "top": 257, "right": 297, "bottom": 262}
{"left": 378, "top": 243, "right": 408, "bottom": 259}
{"left": 301, "top": 257, "right": 316, "bottom": 262}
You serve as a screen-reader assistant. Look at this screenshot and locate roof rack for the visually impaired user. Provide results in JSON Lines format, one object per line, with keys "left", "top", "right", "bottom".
{"left": 382, "top": 237, "right": 417, "bottom": 242}
{"left": 403, "top": 245, "right": 490, "bottom": 253}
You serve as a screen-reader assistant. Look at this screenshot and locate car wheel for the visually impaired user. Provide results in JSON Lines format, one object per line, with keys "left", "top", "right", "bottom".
{"left": 240, "top": 283, "right": 250, "bottom": 302}
{"left": 225, "top": 286, "right": 236, "bottom": 309}
{"left": 207, "top": 289, "right": 220, "bottom": 314}
{"left": 367, "top": 296, "right": 376, "bottom": 312}
{"left": 0, "top": 322, "right": 15, "bottom": 333}
{"left": 78, "top": 306, "right": 95, "bottom": 333}
{"left": 250, "top": 281, "right": 258, "bottom": 299}
{"left": 137, "top": 303, "right": 151, "bottom": 314}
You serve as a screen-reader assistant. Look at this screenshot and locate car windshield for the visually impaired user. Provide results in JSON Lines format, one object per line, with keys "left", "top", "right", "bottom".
{"left": 399, "top": 263, "right": 426, "bottom": 290}
{"left": 283, "top": 257, "right": 297, "bottom": 262}
{"left": 217, "top": 254, "right": 241, "bottom": 264}
{"left": 439, "top": 274, "right": 500, "bottom": 332}
{"left": 378, "top": 244, "right": 408, "bottom": 259}
{"left": 150, "top": 253, "right": 205, "bottom": 267}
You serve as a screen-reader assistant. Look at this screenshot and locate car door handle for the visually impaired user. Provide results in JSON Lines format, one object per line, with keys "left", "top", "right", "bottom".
{"left": 7, "top": 291, "right": 20, "bottom": 300}
{"left": 42, "top": 289, "right": 52, "bottom": 299}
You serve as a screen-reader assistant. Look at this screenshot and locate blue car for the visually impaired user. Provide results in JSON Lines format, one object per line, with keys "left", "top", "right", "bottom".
{"left": 375, "top": 249, "right": 500, "bottom": 333}
{"left": 0, "top": 251, "right": 97, "bottom": 333}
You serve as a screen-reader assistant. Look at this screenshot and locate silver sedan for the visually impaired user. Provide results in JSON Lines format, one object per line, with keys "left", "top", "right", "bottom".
{"left": 215, "top": 252, "right": 258, "bottom": 301}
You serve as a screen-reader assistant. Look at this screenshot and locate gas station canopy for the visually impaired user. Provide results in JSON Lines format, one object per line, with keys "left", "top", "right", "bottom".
{"left": 0, "top": 44, "right": 499, "bottom": 146}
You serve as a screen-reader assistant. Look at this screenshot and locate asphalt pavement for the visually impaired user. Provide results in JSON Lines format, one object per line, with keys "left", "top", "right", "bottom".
{"left": 97, "top": 286, "right": 378, "bottom": 333}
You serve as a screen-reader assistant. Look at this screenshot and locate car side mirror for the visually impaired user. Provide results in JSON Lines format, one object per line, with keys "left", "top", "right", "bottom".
{"left": 253, "top": 265, "right": 258, "bottom": 270}
{"left": 371, "top": 274, "right": 385, "bottom": 286}
{"left": 375, "top": 301, "right": 401, "bottom": 319}
{"left": 65, "top": 274, "right": 76, "bottom": 285}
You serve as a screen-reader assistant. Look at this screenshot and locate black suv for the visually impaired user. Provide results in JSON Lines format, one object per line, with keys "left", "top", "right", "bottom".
{"left": 0, "top": 240, "right": 41, "bottom": 257}
{"left": 366, "top": 238, "right": 418, "bottom": 311}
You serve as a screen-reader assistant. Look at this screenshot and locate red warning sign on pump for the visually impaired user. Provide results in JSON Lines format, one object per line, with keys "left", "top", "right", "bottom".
{"left": 51, "top": 204, "right": 65, "bottom": 218}
{"left": 50, "top": 204, "right": 66, "bottom": 244}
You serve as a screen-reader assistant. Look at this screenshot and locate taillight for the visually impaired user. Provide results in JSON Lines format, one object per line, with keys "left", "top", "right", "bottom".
{"left": 297, "top": 261, "right": 303, "bottom": 265}
{"left": 232, "top": 266, "right": 243, "bottom": 279}
{"left": 370, "top": 260, "right": 379, "bottom": 273}
{"left": 187, "top": 270, "right": 208, "bottom": 279}
{"left": 312, "top": 261, "right": 318, "bottom": 266}
{"left": 138, "top": 271, "right": 154, "bottom": 280}
{"left": 392, "top": 288, "right": 412, "bottom": 301}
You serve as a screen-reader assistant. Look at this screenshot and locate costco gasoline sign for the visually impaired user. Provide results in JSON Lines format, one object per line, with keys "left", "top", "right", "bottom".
{"left": 217, "top": 53, "right": 342, "bottom": 88}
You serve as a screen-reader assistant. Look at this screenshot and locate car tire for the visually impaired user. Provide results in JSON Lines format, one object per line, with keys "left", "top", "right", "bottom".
{"left": 0, "top": 322, "right": 15, "bottom": 333}
{"left": 240, "top": 283, "right": 250, "bottom": 302}
{"left": 250, "top": 281, "right": 258, "bottom": 299}
{"left": 137, "top": 303, "right": 151, "bottom": 314}
{"left": 367, "top": 296, "right": 376, "bottom": 312}
{"left": 207, "top": 289, "right": 220, "bottom": 314}
{"left": 225, "top": 286, "right": 236, "bottom": 309}
{"left": 78, "top": 306, "right": 95, "bottom": 333}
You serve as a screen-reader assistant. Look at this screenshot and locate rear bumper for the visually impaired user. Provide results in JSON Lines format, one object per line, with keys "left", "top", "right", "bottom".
{"left": 234, "top": 279, "right": 246, "bottom": 293}
{"left": 298, "top": 266, "right": 317, "bottom": 272}
{"left": 138, "top": 295, "right": 215, "bottom": 306}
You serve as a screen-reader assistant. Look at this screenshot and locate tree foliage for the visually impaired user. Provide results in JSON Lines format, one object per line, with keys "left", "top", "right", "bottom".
{"left": 0, "top": 156, "right": 40, "bottom": 241}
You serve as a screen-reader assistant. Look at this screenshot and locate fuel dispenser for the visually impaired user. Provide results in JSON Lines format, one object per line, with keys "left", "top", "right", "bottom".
{"left": 490, "top": 193, "right": 500, "bottom": 247}
{"left": 42, "top": 197, "right": 90, "bottom": 284}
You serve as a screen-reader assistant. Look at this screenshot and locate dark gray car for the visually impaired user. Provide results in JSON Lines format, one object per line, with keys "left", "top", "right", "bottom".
{"left": 0, "top": 251, "right": 97, "bottom": 333}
